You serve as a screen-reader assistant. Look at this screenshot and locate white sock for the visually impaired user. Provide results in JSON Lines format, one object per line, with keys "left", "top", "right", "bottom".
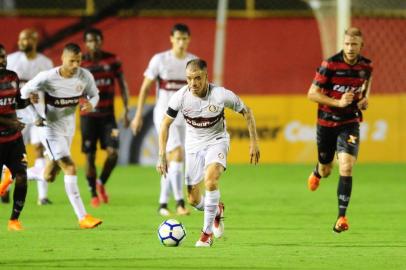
{"left": 34, "top": 158, "right": 46, "bottom": 169}
{"left": 203, "top": 190, "right": 220, "bottom": 234}
{"left": 37, "top": 180, "right": 49, "bottom": 200}
{"left": 64, "top": 175, "right": 87, "bottom": 220}
{"left": 159, "top": 175, "right": 171, "bottom": 205}
{"left": 27, "top": 167, "right": 44, "bottom": 181}
{"left": 168, "top": 161, "right": 184, "bottom": 201}
{"left": 194, "top": 195, "right": 205, "bottom": 211}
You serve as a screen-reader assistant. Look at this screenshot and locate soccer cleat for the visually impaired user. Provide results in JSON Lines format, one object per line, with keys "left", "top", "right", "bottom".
{"left": 79, "top": 214, "right": 102, "bottom": 229}
{"left": 213, "top": 202, "right": 225, "bottom": 238}
{"left": 90, "top": 196, "right": 100, "bottom": 208}
{"left": 158, "top": 207, "right": 171, "bottom": 217}
{"left": 176, "top": 206, "right": 191, "bottom": 216}
{"left": 96, "top": 180, "right": 109, "bottom": 203}
{"left": 333, "top": 216, "right": 349, "bottom": 233}
{"left": 8, "top": 219, "right": 23, "bottom": 231}
{"left": 195, "top": 231, "right": 213, "bottom": 247}
{"left": 307, "top": 172, "right": 321, "bottom": 191}
{"left": 37, "top": 198, "right": 53, "bottom": 206}
{"left": 0, "top": 177, "right": 13, "bottom": 197}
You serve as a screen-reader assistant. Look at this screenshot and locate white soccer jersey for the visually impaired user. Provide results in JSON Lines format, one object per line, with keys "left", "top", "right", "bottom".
{"left": 167, "top": 84, "right": 245, "bottom": 153}
{"left": 20, "top": 67, "right": 99, "bottom": 136}
{"left": 7, "top": 51, "right": 53, "bottom": 83}
{"left": 145, "top": 50, "right": 196, "bottom": 125}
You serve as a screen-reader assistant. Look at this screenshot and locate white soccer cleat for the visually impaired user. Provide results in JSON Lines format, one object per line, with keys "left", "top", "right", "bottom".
{"left": 158, "top": 207, "right": 171, "bottom": 217}
{"left": 212, "top": 202, "right": 225, "bottom": 238}
{"left": 195, "top": 231, "right": 213, "bottom": 247}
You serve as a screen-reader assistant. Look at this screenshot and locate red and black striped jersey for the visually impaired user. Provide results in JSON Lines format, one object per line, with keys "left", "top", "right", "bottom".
{"left": 80, "top": 51, "right": 123, "bottom": 117}
{"left": 0, "top": 70, "right": 27, "bottom": 143}
{"left": 313, "top": 50, "right": 373, "bottom": 127}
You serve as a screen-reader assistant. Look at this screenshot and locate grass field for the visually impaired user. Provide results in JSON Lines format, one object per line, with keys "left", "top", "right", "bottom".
{"left": 0, "top": 164, "right": 405, "bottom": 270}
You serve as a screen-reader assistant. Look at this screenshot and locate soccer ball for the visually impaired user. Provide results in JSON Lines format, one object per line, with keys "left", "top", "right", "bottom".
{"left": 157, "top": 219, "right": 186, "bottom": 247}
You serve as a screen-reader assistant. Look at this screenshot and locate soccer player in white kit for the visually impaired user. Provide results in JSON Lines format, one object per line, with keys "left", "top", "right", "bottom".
{"left": 4, "top": 28, "right": 54, "bottom": 205}
{"left": 157, "top": 59, "right": 260, "bottom": 247}
{"left": 131, "top": 23, "right": 196, "bottom": 216}
{"left": 20, "top": 43, "right": 102, "bottom": 229}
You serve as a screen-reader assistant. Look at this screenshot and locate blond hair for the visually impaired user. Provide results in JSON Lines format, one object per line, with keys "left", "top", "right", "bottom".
{"left": 345, "top": 27, "right": 363, "bottom": 38}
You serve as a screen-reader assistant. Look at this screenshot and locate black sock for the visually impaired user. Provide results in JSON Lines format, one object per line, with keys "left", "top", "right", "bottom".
{"left": 11, "top": 178, "right": 27, "bottom": 220}
{"left": 86, "top": 175, "right": 97, "bottom": 197}
{"left": 176, "top": 199, "right": 185, "bottom": 208}
{"left": 100, "top": 153, "right": 118, "bottom": 185}
{"left": 337, "top": 176, "right": 352, "bottom": 217}
{"left": 313, "top": 163, "right": 322, "bottom": 178}
{"left": 159, "top": 203, "right": 168, "bottom": 209}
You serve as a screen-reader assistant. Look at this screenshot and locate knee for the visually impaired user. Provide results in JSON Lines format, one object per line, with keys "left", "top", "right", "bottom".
{"left": 339, "top": 164, "right": 353, "bottom": 176}
{"left": 14, "top": 173, "right": 27, "bottom": 185}
{"left": 44, "top": 171, "right": 56, "bottom": 182}
{"left": 63, "top": 164, "right": 76, "bottom": 175}
{"left": 187, "top": 193, "right": 200, "bottom": 206}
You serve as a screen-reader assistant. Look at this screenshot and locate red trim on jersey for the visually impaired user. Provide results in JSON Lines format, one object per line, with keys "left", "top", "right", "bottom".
{"left": 0, "top": 130, "right": 21, "bottom": 143}
{"left": 317, "top": 118, "right": 360, "bottom": 127}
{"left": 158, "top": 79, "right": 187, "bottom": 91}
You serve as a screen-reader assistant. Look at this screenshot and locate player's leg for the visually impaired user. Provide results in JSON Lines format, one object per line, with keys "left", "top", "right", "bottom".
{"left": 334, "top": 123, "right": 360, "bottom": 233}
{"left": 185, "top": 150, "right": 205, "bottom": 211}
{"left": 5, "top": 138, "right": 28, "bottom": 231}
{"left": 30, "top": 125, "right": 51, "bottom": 205}
{"left": 57, "top": 156, "right": 102, "bottom": 228}
{"left": 80, "top": 115, "right": 99, "bottom": 206}
{"left": 308, "top": 124, "right": 337, "bottom": 191}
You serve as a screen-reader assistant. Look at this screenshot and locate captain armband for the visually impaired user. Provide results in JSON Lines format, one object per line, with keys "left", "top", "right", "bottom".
{"left": 166, "top": 107, "right": 178, "bottom": 119}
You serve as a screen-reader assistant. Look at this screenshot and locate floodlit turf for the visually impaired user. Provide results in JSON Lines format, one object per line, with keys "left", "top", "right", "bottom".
{"left": 0, "top": 164, "right": 405, "bottom": 270}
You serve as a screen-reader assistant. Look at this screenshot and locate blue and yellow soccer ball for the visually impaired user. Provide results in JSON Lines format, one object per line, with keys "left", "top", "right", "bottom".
{"left": 157, "top": 219, "right": 186, "bottom": 247}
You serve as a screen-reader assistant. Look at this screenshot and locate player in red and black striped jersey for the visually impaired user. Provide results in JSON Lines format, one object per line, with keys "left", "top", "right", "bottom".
{"left": 0, "top": 44, "right": 30, "bottom": 230}
{"left": 80, "top": 28, "right": 130, "bottom": 207}
{"left": 306, "top": 27, "right": 373, "bottom": 233}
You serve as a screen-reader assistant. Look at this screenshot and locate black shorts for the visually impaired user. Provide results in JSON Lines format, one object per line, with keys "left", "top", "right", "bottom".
{"left": 0, "top": 137, "right": 27, "bottom": 178}
{"left": 80, "top": 115, "right": 119, "bottom": 153}
{"left": 317, "top": 122, "right": 360, "bottom": 164}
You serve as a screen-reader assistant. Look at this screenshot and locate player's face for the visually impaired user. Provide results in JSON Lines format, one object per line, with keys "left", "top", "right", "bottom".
{"left": 343, "top": 35, "right": 363, "bottom": 64}
{"left": 186, "top": 67, "right": 208, "bottom": 97}
{"left": 0, "top": 48, "right": 7, "bottom": 69}
{"left": 61, "top": 51, "right": 82, "bottom": 77}
{"left": 85, "top": 33, "right": 102, "bottom": 53}
{"left": 18, "top": 31, "right": 37, "bottom": 53}
{"left": 170, "top": 31, "right": 190, "bottom": 54}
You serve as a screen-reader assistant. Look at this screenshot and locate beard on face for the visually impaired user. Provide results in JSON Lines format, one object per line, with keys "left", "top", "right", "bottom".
{"left": 19, "top": 44, "right": 33, "bottom": 53}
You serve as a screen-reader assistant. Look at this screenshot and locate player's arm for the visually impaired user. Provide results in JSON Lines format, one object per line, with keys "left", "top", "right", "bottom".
{"left": 117, "top": 72, "right": 130, "bottom": 128}
{"left": 130, "top": 77, "right": 154, "bottom": 135}
{"left": 357, "top": 76, "right": 372, "bottom": 110}
{"left": 20, "top": 73, "right": 47, "bottom": 126}
{"left": 239, "top": 106, "right": 260, "bottom": 164}
{"left": 81, "top": 72, "right": 100, "bottom": 112}
{"left": 157, "top": 114, "right": 175, "bottom": 176}
{"left": 307, "top": 84, "right": 354, "bottom": 108}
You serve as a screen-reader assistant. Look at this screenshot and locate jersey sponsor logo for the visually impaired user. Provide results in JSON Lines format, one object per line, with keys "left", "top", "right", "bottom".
{"left": 332, "top": 84, "right": 362, "bottom": 93}
{"left": 0, "top": 97, "right": 16, "bottom": 106}
{"left": 46, "top": 94, "right": 81, "bottom": 108}
{"left": 159, "top": 79, "right": 187, "bottom": 91}
{"left": 95, "top": 78, "right": 113, "bottom": 86}
{"left": 184, "top": 111, "right": 224, "bottom": 129}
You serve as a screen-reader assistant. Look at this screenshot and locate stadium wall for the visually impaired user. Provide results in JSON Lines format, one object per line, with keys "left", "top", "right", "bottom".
{"left": 1, "top": 17, "right": 404, "bottom": 164}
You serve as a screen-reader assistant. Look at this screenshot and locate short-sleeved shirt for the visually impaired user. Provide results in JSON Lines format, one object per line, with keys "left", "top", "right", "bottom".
{"left": 167, "top": 84, "right": 245, "bottom": 153}
{"left": 20, "top": 67, "right": 99, "bottom": 136}
{"left": 0, "top": 69, "right": 26, "bottom": 143}
{"left": 80, "top": 51, "right": 122, "bottom": 117}
{"left": 144, "top": 50, "right": 197, "bottom": 115}
{"left": 312, "top": 50, "right": 373, "bottom": 127}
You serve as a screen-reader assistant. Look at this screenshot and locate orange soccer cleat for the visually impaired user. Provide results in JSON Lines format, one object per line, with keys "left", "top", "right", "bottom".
{"left": 96, "top": 180, "right": 109, "bottom": 204}
{"left": 195, "top": 231, "right": 214, "bottom": 247}
{"left": 0, "top": 167, "right": 13, "bottom": 196}
{"left": 90, "top": 196, "right": 100, "bottom": 208}
{"left": 8, "top": 219, "right": 23, "bottom": 231}
{"left": 333, "top": 216, "right": 349, "bottom": 233}
{"left": 307, "top": 172, "right": 321, "bottom": 191}
{"left": 79, "top": 214, "right": 102, "bottom": 229}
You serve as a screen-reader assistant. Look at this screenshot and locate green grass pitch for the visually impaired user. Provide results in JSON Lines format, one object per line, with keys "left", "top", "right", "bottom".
{"left": 0, "top": 164, "right": 405, "bottom": 270}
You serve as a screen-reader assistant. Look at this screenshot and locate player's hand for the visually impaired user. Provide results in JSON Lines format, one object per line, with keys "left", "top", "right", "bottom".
{"left": 29, "top": 93, "right": 39, "bottom": 104}
{"left": 34, "top": 117, "right": 47, "bottom": 127}
{"left": 249, "top": 142, "right": 260, "bottom": 165}
{"left": 156, "top": 154, "right": 168, "bottom": 176}
{"left": 80, "top": 100, "right": 93, "bottom": 112}
{"left": 357, "top": 97, "right": 368, "bottom": 110}
{"left": 338, "top": 91, "right": 355, "bottom": 108}
{"left": 130, "top": 113, "right": 143, "bottom": 135}
{"left": 123, "top": 108, "right": 130, "bottom": 128}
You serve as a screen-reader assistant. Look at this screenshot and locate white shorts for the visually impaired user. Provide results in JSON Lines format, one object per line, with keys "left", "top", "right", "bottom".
{"left": 185, "top": 143, "right": 229, "bottom": 186}
{"left": 40, "top": 130, "right": 73, "bottom": 161}
{"left": 154, "top": 108, "right": 185, "bottom": 152}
